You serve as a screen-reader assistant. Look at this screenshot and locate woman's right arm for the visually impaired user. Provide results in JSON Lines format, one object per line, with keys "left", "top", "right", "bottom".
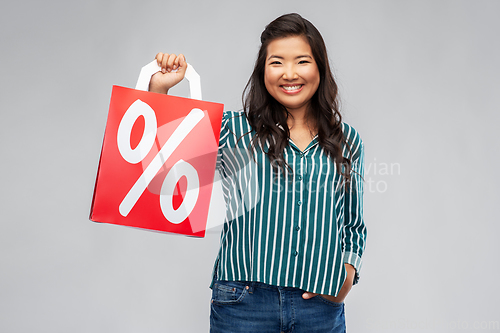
{"left": 149, "top": 53, "right": 187, "bottom": 94}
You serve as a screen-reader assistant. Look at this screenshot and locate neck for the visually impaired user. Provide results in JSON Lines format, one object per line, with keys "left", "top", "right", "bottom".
{"left": 286, "top": 107, "right": 315, "bottom": 132}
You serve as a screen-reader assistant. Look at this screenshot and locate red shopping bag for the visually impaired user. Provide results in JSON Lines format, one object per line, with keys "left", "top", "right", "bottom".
{"left": 90, "top": 61, "right": 223, "bottom": 237}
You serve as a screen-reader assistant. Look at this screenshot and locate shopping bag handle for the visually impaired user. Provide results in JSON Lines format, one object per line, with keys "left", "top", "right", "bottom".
{"left": 134, "top": 60, "right": 202, "bottom": 100}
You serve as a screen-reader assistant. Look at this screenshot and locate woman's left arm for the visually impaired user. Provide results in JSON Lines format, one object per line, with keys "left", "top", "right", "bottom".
{"left": 303, "top": 137, "right": 366, "bottom": 302}
{"left": 342, "top": 141, "right": 367, "bottom": 285}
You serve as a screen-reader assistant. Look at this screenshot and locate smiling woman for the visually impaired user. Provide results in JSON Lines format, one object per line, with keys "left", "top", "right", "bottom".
{"left": 264, "top": 36, "right": 321, "bottom": 151}
{"left": 264, "top": 35, "right": 320, "bottom": 117}
{"left": 149, "top": 13, "right": 366, "bottom": 333}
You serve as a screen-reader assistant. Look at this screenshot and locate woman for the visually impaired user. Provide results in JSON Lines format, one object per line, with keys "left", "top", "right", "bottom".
{"left": 150, "top": 13, "right": 366, "bottom": 333}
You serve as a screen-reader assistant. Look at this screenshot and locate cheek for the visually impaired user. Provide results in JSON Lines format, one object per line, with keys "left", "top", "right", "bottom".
{"left": 264, "top": 71, "right": 275, "bottom": 95}
{"left": 308, "top": 71, "right": 321, "bottom": 93}
{"left": 312, "top": 77, "right": 320, "bottom": 93}
{"left": 304, "top": 68, "right": 320, "bottom": 84}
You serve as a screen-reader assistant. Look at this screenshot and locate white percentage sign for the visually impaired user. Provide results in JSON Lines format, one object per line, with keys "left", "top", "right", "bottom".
{"left": 116, "top": 99, "right": 204, "bottom": 224}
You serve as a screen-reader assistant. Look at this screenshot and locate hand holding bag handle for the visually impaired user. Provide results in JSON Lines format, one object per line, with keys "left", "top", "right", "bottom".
{"left": 135, "top": 59, "right": 202, "bottom": 100}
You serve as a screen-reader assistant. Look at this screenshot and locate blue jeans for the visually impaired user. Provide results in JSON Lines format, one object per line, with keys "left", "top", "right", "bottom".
{"left": 210, "top": 280, "right": 346, "bottom": 333}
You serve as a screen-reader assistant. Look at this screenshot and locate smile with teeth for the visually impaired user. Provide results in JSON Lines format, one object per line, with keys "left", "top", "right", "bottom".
{"left": 281, "top": 84, "right": 303, "bottom": 93}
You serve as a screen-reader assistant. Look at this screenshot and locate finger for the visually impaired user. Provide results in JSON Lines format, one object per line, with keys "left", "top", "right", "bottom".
{"left": 160, "top": 53, "right": 170, "bottom": 73}
{"left": 155, "top": 52, "right": 164, "bottom": 66}
{"left": 173, "top": 54, "right": 182, "bottom": 71}
{"left": 166, "top": 53, "right": 177, "bottom": 72}
{"left": 302, "top": 292, "right": 319, "bottom": 300}
{"left": 177, "top": 54, "right": 187, "bottom": 73}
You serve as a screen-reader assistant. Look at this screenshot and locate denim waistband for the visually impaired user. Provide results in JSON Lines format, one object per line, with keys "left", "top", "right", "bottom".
{"left": 213, "top": 278, "right": 305, "bottom": 294}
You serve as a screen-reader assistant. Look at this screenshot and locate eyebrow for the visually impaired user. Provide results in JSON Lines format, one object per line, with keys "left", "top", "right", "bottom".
{"left": 267, "top": 55, "right": 313, "bottom": 60}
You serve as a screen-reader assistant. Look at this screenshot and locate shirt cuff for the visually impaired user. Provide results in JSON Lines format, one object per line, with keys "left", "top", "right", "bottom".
{"left": 343, "top": 251, "right": 363, "bottom": 285}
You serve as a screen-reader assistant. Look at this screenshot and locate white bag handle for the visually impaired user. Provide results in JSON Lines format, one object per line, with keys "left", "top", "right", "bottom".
{"left": 135, "top": 60, "right": 202, "bottom": 100}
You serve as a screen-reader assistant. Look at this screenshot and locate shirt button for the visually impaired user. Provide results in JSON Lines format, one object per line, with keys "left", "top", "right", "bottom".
{"left": 293, "top": 250, "right": 298, "bottom": 256}
{"left": 297, "top": 175, "right": 302, "bottom": 180}
{"left": 295, "top": 226, "right": 301, "bottom": 231}
{"left": 297, "top": 201, "right": 302, "bottom": 206}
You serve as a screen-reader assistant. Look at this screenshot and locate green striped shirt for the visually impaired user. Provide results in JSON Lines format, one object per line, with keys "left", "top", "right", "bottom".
{"left": 212, "top": 111, "right": 366, "bottom": 296}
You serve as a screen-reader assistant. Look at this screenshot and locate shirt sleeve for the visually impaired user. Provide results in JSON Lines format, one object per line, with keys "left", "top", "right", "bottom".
{"left": 216, "top": 111, "right": 231, "bottom": 173}
{"left": 342, "top": 139, "right": 367, "bottom": 285}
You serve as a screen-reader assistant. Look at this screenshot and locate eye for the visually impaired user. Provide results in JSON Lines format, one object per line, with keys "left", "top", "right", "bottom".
{"left": 269, "top": 61, "right": 282, "bottom": 65}
{"left": 298, "top": 60, "right": 311, "bottom": 64}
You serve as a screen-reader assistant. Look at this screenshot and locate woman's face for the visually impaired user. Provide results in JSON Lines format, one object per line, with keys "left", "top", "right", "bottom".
{"left": 264, "top": 35, "right": 320, "bottom": 115}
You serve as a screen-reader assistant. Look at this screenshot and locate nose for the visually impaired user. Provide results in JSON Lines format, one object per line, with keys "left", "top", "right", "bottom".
{"left": 282, "top": 65, "right": 298, "bottom": 80}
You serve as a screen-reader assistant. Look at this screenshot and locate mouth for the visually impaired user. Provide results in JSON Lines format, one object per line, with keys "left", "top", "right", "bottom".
{"left": 280, "top": 84, "right": 303, "bottom": 94}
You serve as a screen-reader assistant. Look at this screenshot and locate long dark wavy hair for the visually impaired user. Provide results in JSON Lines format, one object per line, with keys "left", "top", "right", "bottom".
{"left": 243, "top": 13, "right": 352, "bottom": 184}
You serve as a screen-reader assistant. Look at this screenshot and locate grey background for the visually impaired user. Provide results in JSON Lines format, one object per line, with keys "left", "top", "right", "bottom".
{"left": 1, "top": 0, "right": 499, "bottom": 332}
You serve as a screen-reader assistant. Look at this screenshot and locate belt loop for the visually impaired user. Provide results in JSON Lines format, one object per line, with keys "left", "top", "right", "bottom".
{"left": 248, "top": 281, "right": 255, "bottom": 294}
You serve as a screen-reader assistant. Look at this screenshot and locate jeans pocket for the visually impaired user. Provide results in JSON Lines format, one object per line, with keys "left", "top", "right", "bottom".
{"left": 317, "top": 295, "right": 344, "bottom": 307}
{"left": 211, "top": 280, "right": 249, "bottom": 305}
